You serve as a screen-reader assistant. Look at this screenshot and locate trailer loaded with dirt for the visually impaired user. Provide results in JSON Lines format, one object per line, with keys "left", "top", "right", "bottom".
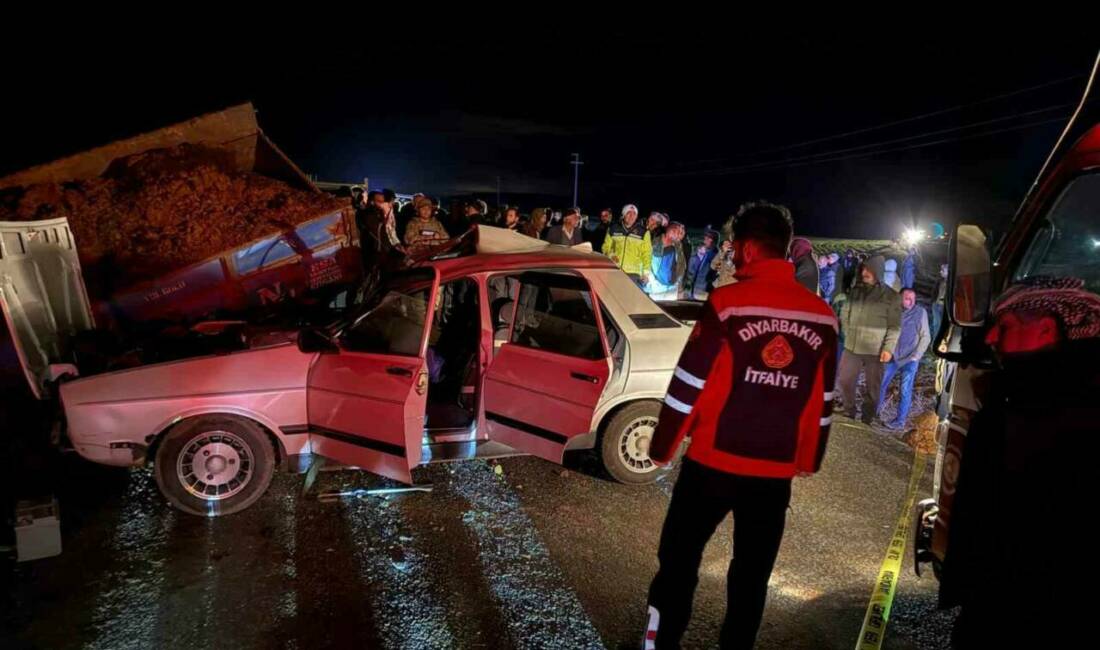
{"left": 0, "top": 104, "right": 365, "bottom": 394}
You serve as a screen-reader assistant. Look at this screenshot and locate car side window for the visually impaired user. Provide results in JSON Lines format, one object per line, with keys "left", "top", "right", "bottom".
{"left": 510, "top": 276, "right": 604, "bottom": 359}
{"left": 600, "top": 304, "right": 622, "bottom": 356}
{"left": 487, "top": 274, "right": 521, "bottom": 332}
{"left": 233, "top": 234, "right": 296, "bottom": 274}
{"left": 341, "top": 287, "right": 430, "bottom": 356}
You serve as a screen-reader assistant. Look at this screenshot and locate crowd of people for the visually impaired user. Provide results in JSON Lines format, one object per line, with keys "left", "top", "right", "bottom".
{"left": 353, "top": 188, "right": 944, "bottom": 431}
{"left": 352, "top": 189, "right": 731, "bottom": 300}
{"left": 816, "top": 246, "right": 947, "bottom": 430}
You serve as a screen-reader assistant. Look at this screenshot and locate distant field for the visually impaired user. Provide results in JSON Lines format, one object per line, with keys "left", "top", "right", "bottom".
{"left": 807, "top": 238, "right": 899, "bottom": 256}
{"left": 684, "top": 229, "right": 898, "bottom": 257}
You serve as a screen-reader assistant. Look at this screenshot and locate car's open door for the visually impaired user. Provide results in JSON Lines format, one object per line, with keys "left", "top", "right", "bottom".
{"left": 483, "top": 271, "right": 610, "bottom": 463}
{"left": 306, "top": 268, "right": 439, "bottom": 482}
{"left": 0, "top": 217, "right": 95, "bottom": 399}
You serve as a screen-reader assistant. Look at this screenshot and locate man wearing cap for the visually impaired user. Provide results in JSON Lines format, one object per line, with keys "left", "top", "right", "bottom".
{"left": 546, "top": 207, "right": 584, "bottom": 246}
{"left": 404, "top": 195, "right": 450, "bottom": 256}
{"left": 463, "top": 199, "right": 486, "bottom": 228}
{"left": 603, "top": 204, "right": 652, "bottom": 287}
{"left": 397, "top": 192, "right": 422, "bottom": 238}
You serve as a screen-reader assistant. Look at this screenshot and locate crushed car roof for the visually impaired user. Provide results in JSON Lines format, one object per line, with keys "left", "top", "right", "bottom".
{"left": 429, "top": 225, "right": 618, "bottom": 278}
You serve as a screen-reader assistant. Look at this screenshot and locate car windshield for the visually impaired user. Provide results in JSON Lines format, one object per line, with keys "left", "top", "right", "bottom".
{"left": 327, "top": 269, "right": 435, "bottom": 335}
{"left": 340, "top": 284, "right": 431, "bottom": 356}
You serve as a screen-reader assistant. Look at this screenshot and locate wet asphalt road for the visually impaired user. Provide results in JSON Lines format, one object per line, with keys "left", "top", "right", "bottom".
{"left": 2, "top": 420, "right": 956, "bottom": 649}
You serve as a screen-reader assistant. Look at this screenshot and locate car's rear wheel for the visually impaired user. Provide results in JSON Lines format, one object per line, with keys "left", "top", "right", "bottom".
{"left": 154, "top": 415, "right": 275, "bottom": 517}
{"left": 601, "top": 401, "right": 666, "bottom": 484}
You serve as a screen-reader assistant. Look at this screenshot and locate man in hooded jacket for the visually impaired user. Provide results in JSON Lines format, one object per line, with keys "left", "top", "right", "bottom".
{"left": 838, "top": 255, "right": 902, "bottom": 423}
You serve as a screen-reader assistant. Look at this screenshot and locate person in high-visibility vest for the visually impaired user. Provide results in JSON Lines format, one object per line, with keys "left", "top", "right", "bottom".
{"left": 602, "top": 203, "right": 652, "bottom": 287}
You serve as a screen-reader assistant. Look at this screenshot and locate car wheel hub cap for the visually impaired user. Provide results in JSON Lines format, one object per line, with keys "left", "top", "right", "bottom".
{"left": 178, "top": 431, "right": 253, "bottom": 501}
{"left": 619, "top": 417, "right": 658, "bottom": 474}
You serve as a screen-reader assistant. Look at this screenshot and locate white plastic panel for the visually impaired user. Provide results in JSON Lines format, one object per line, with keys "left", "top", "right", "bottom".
{"left": 0, "top": 217, "right": 95, "bottom": 398}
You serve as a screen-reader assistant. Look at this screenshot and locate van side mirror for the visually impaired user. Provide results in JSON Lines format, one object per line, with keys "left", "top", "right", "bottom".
{"left": 948, "top": 223, "right": 993, "bottom": 327}
{"left": 297, "top": 327, "right": 339, "bottom": 354}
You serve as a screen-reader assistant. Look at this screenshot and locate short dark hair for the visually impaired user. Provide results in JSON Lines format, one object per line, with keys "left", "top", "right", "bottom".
{"left": 381, "top": 188, "right": 396, "bottom": 203}
{"left": 902, "top": 287, "right": 917, "bottom": 296}
{"left": 367, "top": 190, "right": 383, "bottom": 202}
{"left": 564, "top": 207, "right": 580, "bottom": 217}
{"left": 732, "top": 201, "right": 793, "bottom": 258}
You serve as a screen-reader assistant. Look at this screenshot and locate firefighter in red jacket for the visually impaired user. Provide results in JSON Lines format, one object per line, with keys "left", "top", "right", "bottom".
{"left": 642, "top": 202, "right": 837, "bottom": 650}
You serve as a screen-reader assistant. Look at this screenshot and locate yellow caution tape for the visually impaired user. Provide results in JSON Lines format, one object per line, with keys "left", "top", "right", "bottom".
{"left": 855, "top": 450, "right": 928, "bottom": 650}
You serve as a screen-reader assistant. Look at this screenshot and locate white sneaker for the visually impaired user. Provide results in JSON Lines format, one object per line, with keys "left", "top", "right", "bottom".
{"left": 642, "top": 605, "right": 660, "bottom": 650}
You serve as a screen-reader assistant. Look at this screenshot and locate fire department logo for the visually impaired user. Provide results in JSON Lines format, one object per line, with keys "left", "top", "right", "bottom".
{"left": 761, "top": 335, "right": 795, "bottom": 369}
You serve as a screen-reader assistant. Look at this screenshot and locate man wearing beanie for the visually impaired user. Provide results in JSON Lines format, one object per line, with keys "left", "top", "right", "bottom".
{"left": 603, "top": 203, "right": 652, "bottom": 287}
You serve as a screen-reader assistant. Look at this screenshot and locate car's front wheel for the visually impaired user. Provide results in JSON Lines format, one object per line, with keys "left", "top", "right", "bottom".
{"left": 601, "top": 401, "right": 666, "bottom": 484}
{"left": 154, "top": 415, "right": 275, "bottom": 517}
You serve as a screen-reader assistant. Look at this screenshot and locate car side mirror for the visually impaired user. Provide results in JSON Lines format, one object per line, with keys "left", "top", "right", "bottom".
{"left": 948, "top": 223, "right": 993, "bottom": 327}
{"left": 297, "top": 327, "right": 338, "bottom": 354}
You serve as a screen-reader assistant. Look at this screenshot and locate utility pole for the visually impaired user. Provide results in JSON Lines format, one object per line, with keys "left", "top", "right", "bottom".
{"left": 570, "top": 153, "right": 583, "bottom": 208}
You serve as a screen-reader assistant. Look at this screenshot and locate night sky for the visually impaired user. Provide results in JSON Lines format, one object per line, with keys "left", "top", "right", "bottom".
{"left": 3, "top": 26, "right": 1096, "bottom": 239}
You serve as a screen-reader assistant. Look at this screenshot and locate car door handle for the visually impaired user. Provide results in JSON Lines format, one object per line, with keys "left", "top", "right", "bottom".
{"left": 570, "top": 372, "right": 599, "bottom": 384}
{"left": 387, "top": 366, "right": 413, "bottom": 377}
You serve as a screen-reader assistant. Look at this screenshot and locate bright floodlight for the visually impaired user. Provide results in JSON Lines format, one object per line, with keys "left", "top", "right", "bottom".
{"left": 902, "top": 228, "right": 924, "bottom": 246}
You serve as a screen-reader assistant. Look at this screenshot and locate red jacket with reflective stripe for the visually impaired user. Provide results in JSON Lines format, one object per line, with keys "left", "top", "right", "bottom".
{"left": 650, "top": 258, "right": 838, "bottom": 478}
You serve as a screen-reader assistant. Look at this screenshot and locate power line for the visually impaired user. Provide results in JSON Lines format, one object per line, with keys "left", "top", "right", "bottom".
{"left": 649, "top": 73, "right": 1087, "bottom": 171}
{"left": 615, "top": 103, "right": 1075, "bottom": 179}
{"left": 679, "top": 116, "right": 1070, "bottom": 178}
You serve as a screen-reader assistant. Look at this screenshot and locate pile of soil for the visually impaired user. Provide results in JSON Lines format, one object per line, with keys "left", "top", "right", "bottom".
{"left": 0, "top": 144, "right": 348, "bottom": 285}
{"left": 904, "top": 411, "right": 940, "bottom": 455}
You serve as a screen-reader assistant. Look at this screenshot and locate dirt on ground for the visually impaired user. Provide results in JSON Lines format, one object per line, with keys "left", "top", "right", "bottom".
{"left": 0, "top": 144, "right": 348, "bottom": 286}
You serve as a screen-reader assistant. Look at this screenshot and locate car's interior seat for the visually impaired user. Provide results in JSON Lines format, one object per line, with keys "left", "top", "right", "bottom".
{"left": 491, "top": 298, "right": 514, "bottom": 351}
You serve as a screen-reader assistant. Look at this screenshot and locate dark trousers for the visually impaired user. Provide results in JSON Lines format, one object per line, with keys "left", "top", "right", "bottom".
{"left": 838, "top": 350, "right": 885, "bottom": 419}
{"left": 647, "top": 459, "right": 791, "bottom": 650}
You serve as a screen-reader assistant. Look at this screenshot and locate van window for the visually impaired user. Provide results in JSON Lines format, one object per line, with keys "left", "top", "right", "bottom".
{"left": 1015, "top": 173, "right": 1100, "bottom": 293}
